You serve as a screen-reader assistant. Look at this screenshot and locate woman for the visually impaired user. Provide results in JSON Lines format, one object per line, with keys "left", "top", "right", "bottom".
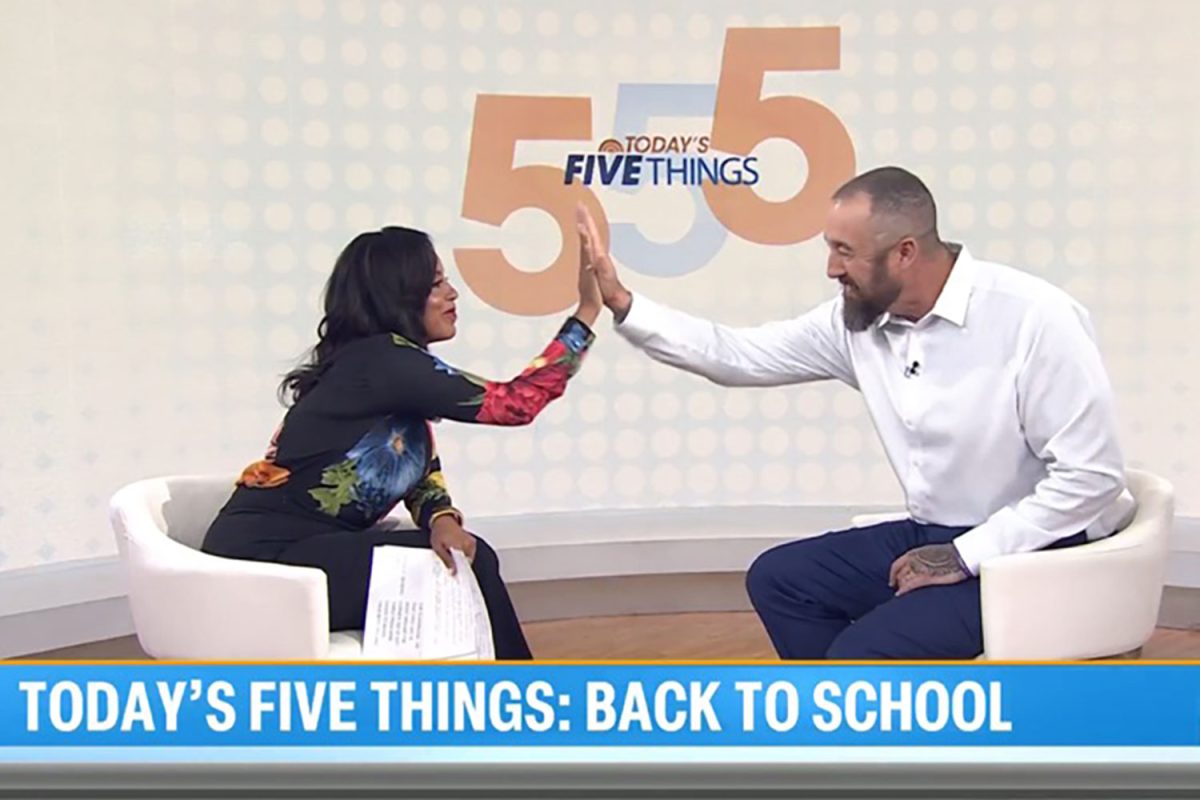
{"left": 201, "top": 224, "right": 602, "bottom": 660}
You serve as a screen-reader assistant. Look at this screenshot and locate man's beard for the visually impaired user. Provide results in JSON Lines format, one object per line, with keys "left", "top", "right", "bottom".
{"left": 841, "top": 254, "right": 902, "bottom": 332}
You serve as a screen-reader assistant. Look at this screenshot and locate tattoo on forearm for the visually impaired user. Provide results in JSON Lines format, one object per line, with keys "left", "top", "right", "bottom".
{"left": 910, "top": 545, "right": 967, "bottom": 577}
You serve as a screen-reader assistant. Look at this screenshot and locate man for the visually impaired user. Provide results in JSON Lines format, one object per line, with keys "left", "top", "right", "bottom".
{"left": 576, "top": 166, "right": 1136, "bottom": 660}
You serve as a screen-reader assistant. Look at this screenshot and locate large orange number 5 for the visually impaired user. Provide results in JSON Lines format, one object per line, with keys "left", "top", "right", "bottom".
{"left": 454, "top": 95, "right": 609, "bottom": 316}
{"left": 702, "top": 28, "right": 856, "bottom": 245}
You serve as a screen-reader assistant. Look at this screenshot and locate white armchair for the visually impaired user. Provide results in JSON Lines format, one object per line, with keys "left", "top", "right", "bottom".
{"left": 850, "top": 468, "right": 1174, "bottom": 660}
{"left": 109, "top": 475, "right": 365, "bottom": 660}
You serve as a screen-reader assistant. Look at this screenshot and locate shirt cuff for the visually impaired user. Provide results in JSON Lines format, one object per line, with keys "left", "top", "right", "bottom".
{"left": 952, "top": 521, "right": 1005, "bottom": 576}
{"left": 614, "top": 291, "right": 665, "bottom": 344}
{"left": 953, "top": 506, "right": 1056, "bottom": 575}
{"left": 559, "top": 315, "right": 596, "bottom": 355}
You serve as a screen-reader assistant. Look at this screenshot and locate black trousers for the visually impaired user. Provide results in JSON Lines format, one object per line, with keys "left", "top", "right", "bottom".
{"left": 273, "top": 525, "right": 532, "bottom": 660}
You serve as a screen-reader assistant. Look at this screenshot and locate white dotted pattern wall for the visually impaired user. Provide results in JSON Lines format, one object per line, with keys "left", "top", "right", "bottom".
{"left": 0, "top": 0, "right": 1196, "bottom": 571}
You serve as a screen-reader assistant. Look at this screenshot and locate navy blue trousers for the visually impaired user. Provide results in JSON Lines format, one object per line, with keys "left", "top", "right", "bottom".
{"left": 745, "top": 519, "right": 1087, "bottom": 660}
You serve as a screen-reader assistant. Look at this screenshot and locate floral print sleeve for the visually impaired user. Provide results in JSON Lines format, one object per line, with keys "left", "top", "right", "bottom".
{"left": 223, "top": 316, "right": 595, "bottom": 531}
{"left": 376, "top": 316, "right": 595, "bottom": 425}
{"left": 403, "top": 454, "right": 460, "bottom": 530}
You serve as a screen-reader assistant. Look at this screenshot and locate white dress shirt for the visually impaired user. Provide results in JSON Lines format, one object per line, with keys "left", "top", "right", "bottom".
{"left": 615, "top": 244, "right": 1137, "bottom": 574}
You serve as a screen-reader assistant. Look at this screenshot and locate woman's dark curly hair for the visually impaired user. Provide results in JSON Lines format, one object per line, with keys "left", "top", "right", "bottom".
{"left": 279, "top": 226, "right": 437, "bottom": 404}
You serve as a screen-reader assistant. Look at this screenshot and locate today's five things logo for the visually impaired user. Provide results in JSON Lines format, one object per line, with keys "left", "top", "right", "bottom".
{"left": 564, "top": 135, "right": 760, "bottom": 187}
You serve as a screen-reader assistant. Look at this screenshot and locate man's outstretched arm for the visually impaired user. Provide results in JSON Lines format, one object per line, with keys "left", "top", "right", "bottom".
{"left": 576, "top": 204, "right": 855, "bottom": 388}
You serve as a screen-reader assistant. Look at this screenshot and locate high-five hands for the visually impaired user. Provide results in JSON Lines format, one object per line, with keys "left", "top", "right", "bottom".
{"left": 576, "top": 203, "right": 633, "bottom": 321}
{"left": 573, "top": 207, "right": 603, "bottom": 328}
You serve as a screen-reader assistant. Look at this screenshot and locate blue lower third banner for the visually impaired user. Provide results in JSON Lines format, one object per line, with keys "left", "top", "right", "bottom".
{"left": 1, "top": 664, "right": 1197, "bottom": 748}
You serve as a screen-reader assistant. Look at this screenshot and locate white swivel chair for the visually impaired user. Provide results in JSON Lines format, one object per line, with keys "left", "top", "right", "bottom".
{"left": 850, "top": 468, "right": 1174, "bottom": 660}
{"left": 109, "top": 475, "right": 366, "bottom": 660}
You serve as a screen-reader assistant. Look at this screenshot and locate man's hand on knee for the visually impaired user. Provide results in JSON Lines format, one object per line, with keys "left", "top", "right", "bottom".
{"left": 889, "top": 544, "right": 970, "bottom": 595}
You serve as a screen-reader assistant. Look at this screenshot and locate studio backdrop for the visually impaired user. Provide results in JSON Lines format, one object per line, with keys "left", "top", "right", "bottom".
{"left": 0, "top": 0, "right": 1196, "bottom": 579}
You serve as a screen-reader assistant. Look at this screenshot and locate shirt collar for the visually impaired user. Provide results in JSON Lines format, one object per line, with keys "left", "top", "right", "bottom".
{"left": 929, "top": 243, "right": 974, "bottom": 327}
{"left": 874, "top": 243, "right": 975, "bottom": 330}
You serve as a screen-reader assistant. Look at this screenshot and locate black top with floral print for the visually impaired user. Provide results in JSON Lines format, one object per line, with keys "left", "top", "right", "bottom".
{"left": 200, "top": 316, "right": 594, "bottom": 559}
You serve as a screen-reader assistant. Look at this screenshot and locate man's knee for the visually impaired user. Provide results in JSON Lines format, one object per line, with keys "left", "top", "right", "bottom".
{"left": 745, "top": 546, "right": 786, "bottom": 606}
{"left": 746, "top": 539, "right": 822, "bottom": 608}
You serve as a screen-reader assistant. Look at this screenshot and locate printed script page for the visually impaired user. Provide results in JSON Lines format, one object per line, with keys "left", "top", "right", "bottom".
{"left": 362, "top": 546, "right": 491, "bottom": 660}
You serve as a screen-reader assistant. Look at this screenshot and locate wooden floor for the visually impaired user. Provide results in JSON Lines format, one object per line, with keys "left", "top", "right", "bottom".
{"left": 19, "top": 612, "right": 1200, "bottom": 661}
{"left": 524, "top": 611, "right": 1200, "bottom": 660}
{"left": 527, "top": 612, "right": 779, "bottom": 660}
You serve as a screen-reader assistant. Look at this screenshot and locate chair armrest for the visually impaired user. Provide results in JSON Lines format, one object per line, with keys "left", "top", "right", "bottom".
{"left": 979, "top": 538, "right": 1167, "bottom": 660}
{"left": 119, "top": 531, "right": 332, "bottom": 660}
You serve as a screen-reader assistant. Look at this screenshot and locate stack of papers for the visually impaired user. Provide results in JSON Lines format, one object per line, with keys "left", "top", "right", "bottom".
{"left": 362, "top": 546, "right": 495, "bottom": 660}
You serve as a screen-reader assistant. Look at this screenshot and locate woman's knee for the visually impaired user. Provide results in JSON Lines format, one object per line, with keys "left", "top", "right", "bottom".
{"left": 470, "top": 534, "right": 499, "bottom": 572}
